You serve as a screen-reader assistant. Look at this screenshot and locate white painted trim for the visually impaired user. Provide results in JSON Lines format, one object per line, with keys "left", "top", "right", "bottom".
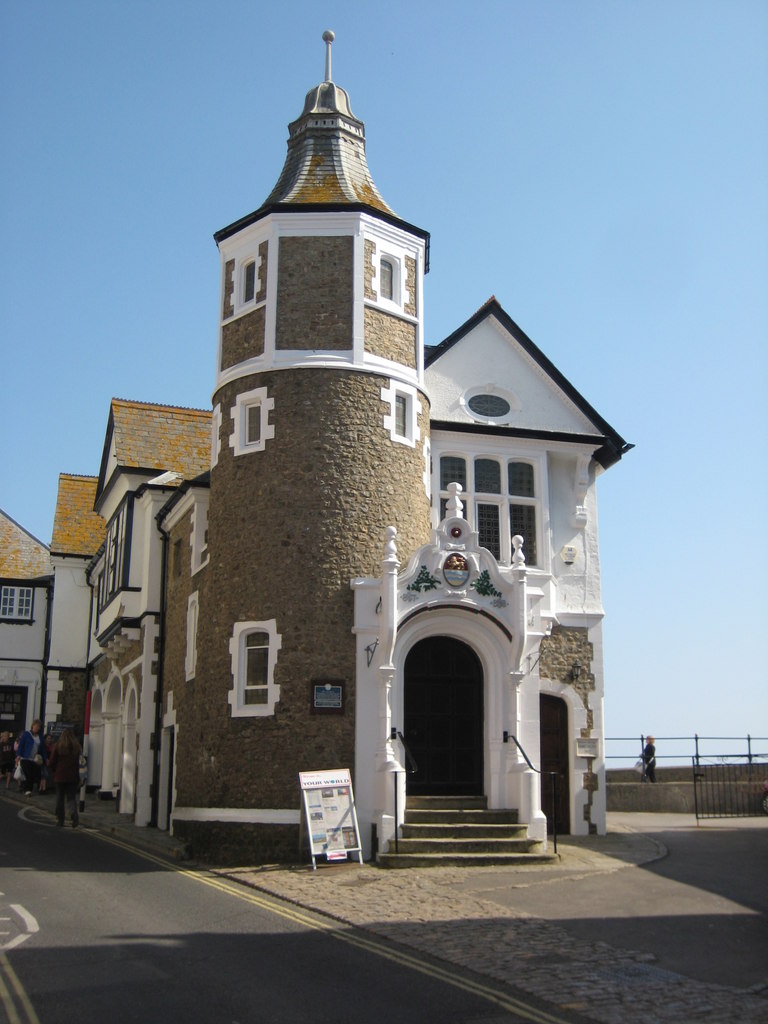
{"left": 229, "top": 386, "right": 275, "bottom": 456}
{"left": 381, "top": 379, "right": 422, "bottom": 448}
{"left": 172, "top": 807, "right": 300, "bottom": 824}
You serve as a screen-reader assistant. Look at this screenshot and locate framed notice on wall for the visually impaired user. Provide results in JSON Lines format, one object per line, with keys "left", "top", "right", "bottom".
{"left": 299, "top": 769, "right": 363, "bottom": 870}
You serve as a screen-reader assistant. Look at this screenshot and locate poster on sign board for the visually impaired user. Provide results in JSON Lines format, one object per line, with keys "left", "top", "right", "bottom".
{"left": 299, "top": 769, "right": 363, "bottom": 869}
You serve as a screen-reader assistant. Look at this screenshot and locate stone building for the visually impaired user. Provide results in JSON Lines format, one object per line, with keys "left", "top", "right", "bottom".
{"left": 22, "top": 35, "right": 630, "bottom": 863}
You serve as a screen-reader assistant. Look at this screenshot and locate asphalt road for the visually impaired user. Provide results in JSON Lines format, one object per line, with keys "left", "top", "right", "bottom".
{"left": 0, "top": 795, "right": 591, "bottom": 1024}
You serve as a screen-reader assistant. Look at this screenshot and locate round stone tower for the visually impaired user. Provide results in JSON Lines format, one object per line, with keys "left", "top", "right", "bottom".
{"left": 181, "top": 33, "right": 432, "bottom": 861}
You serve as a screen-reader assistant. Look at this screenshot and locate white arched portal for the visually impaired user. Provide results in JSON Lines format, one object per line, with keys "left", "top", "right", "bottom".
{"left": 100, "top": 674, "right": 123, "bottom": 796}
{"left": 119, "top": 681, "right": 138, "bottom": 814}
{"left": 88, "top": 689, "right": 104, "bottom": 789}
{"left": 393, "top": 606, "right": 535, "bottom": 813}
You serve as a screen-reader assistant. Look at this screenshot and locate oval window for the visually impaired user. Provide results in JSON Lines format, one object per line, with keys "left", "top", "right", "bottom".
{"left": 467, "top": 394, "right": 511, "bottom": 419}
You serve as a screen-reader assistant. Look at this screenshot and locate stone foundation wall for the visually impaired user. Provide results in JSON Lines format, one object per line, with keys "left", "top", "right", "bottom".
{"left": 173, "top": 819, "right": 302, "bottom": 866}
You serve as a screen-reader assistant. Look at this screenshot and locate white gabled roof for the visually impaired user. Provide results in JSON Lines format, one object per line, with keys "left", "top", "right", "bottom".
{"left": 426, "top": 298, "right": 630, "bottom": 468}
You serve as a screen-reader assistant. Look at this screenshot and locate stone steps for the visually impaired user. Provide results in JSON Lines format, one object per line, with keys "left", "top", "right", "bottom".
{"left": 378, "top": 795, "right": 557, "bottom": 868}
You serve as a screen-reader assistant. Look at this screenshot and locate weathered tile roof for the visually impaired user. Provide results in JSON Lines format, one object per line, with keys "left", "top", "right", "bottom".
{"left": 51, "top": 475, "right": 104, "bottom": 557}
{"left": 0, "top": 510, "right": 51, "bottom": 578}
{"left": 109, "top": 399, "right": 212, "bottom": 479}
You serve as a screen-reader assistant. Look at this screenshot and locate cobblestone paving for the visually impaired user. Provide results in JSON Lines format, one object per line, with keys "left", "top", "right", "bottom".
{"left": 216, "top": 858, "right": 768, "bottom": 1024}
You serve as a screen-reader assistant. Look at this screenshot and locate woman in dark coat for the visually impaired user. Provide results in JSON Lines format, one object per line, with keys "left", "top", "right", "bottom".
{"left": 47, "top": 729, "right": 82, "bottom": 828}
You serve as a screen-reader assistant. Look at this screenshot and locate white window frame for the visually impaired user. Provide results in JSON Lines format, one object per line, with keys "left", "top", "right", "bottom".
{"left": 235, "top": 253, "right": 264, "bottom": 315}
{"left": 228, "top": 619, "right": 282, "bottom": 718}
{"left": 185, "top": 592, "right": 199, "bottom": 681}
{"left": 242, "top": 259, "right": 257, "bottom": 305}
{"left": 1, "top": 586, "right": 33, "bottom": 620}
{"left": 435, "top": 450, "right": 542, "bottom": 567}
{"left": 229, "top": 386, "right": 275, "bottom": 456}
{"left": 461, "top": 385, "right": 520, "bottom": 425}
{"left": 381, "top": 380, "right": 421, "bottom": 448}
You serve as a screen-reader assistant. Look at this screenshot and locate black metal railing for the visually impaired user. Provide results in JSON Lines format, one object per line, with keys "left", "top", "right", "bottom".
{"left": 692, "top": 759, "right": 768, "bottom": 821}
{"left": 508, "top": 734, "right": 558, "bottom": 854}
{"left": 606, "top": 734, "right": 768, "bottom": 769}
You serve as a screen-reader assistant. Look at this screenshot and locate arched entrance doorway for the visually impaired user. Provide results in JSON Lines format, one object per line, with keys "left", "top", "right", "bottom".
{"left": 540, "top": 694, "right": 571, "bottom": 833}
{"left": 404, "top": 636, "right": 483, "bottom": 796}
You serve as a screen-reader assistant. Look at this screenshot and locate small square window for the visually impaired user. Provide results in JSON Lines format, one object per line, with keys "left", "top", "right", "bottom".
{"left": 246, "top": 404, "right": 261, "bottom": 445}
{"left": 395, "top": 394, "right": 408, "bottom": 438}
{"left": 380, "top": 258, "right": 394, "bottom": 300}
{"left": 230, "top": 387, "right": 275, "bottom": 457}
{"left": 243, "top": 261, "right": 256, "bottom": 303}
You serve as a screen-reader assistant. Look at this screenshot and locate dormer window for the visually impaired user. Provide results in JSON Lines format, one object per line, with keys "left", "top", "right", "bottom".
{"left": 243, "top": 260, "right": 256, "bottom": 304}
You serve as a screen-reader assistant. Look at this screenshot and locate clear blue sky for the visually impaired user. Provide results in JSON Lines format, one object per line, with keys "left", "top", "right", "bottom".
{"left": 2, "top": 1, "right": 766, "bottom": 750}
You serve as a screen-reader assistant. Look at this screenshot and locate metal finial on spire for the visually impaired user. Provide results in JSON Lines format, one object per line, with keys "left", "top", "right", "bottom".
{"left": 323, "top": 29, "right": 335, "bottom": 82}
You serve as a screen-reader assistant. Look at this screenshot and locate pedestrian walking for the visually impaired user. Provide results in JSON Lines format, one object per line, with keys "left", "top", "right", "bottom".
{"left": 47, "top": 729, "right": 82, "bottom": 828}
{"left": 16, "top": 720, "right": 47, "bottom": 795}
{"left": 643, "top": 734, "right": 657, "bottom": 783}
{"left": 39, "top": 734, "right": 55, "bottom": 793}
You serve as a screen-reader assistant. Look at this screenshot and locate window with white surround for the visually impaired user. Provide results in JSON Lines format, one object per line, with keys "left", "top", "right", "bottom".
{"left": 461, "top": 386, "right": 520, "bottom": 425}
{"left": 243, "top": 260, "right": 256, "bottom": 304}
{"left": 438, "top": 454, "right": 540, "bottom": 566}
{"left": 99, "top": 498, "right": 133, "bottom": 609}
{"left": 375, "top": 251, "right": 408, "bottom": 313}
{"left": 381, "top": 380, "right": 420, "bottom": 448}
{"left": 230, "top": 387, "right": 275, "bottom": 456}
{"left": 0, "top": 586, "right": 33, "bottom": 621}
{"left": 232, "top": 252, "right": 264, "bottom": 316}
{"left": 380, "top": 257, "right": 394, "bottom": 300}
{"left": 185, "top": 592, "right": 199, "bottom": 681}
{"left": 228, "top": 619, "right": 282, "bottom": 717}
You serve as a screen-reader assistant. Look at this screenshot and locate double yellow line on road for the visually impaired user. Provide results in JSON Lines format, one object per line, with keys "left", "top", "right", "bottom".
{"left": 0, "top": 954, "right": 40, "bottom": 1024}
{"left": 87, "top": 827, "right": 576, "bottom": 1024}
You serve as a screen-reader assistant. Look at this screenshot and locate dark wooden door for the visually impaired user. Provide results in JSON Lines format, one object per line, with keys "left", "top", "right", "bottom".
{"left": 404, "top": 637, "right": 483, "bottom": 796}
{"left": 540, "top": 694, "right": 570, "bottom": 833}
{"left": 0, "top": 686, "right": 28, "bottom": 740}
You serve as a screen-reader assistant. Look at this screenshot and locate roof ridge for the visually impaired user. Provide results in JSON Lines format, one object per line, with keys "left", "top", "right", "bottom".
{"left": 111, "top": 397, "right": 211, "bottom": 417}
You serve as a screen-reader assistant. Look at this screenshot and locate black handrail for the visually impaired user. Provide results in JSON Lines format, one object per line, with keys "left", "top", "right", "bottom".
{"left": 509, "top": 734, "right": 558, "bottom": 855}
{"left": 397, "top": 731, "right": 419, "bottom": 775}
{"left": 391, "top": 731, "right": 419, "bottom": 854}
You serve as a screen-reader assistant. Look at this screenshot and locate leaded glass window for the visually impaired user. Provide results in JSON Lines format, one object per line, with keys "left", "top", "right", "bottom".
{"left": 510, "top": 504, "right": 537, "bottom": 565}
{"left": 440, "top": 456, "right": 466, "bottom": 490}
{"left": 477, "top": 503, "right": 501, "bottom": 559}
{"left": 508, "top": 462, "right": 534, "bottom": 496}
{"left": 475, "top": 458, "right": 501, "bottom": 493}
{"left": 467, "top": 393, "right": 511, "bottom": 418}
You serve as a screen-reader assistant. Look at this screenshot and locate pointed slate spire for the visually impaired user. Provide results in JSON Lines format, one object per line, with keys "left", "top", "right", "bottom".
{"left": 259, "top": 30, "right": 396, "bottom": 214}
